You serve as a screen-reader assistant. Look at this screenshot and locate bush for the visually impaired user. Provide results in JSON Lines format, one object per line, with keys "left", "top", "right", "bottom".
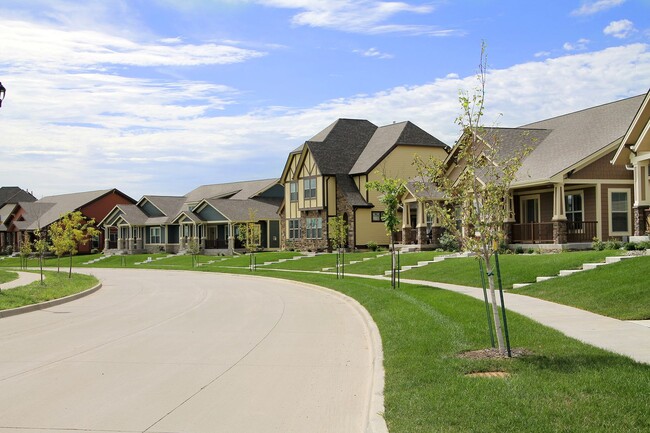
{"left": 438, "top": 232, "right": 460, "bottom": 252}
{"left": 527, "top": 248, "right": 535, "bottom": 254}
{"left": 624, "top": 242, "right": 637, "bottom": 251}
{"left": 604, "top": 239, "right": 622, "bottom": 250}
{"left": 592, "top": 237, "right": 605, "bottom": 251}
{"left": 514, "top": 246, "right": 525, "bottom": 254}
{"left": 637, "top": 241, "right": 650, "bottom": 250}
{"left": 367, "top": 241, "right": 378, "bottom": 251}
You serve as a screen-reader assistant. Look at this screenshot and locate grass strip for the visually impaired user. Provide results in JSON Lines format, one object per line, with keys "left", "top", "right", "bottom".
{"left": 0, "top": 271, "right": 98, "bottom": 311}
{"left": 0, "top": 270, "right": 19, "bottom": 284}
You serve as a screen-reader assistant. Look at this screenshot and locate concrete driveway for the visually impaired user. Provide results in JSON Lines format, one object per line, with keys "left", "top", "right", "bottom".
{"left": 0, "top": 269, "right": 379, "bottom": 433}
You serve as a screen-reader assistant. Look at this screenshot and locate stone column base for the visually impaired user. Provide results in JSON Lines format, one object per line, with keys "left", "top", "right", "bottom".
{"left": 553, "top": 220, "right": 567, "bottom": 244}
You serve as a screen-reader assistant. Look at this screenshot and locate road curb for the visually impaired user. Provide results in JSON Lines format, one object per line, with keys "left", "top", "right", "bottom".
{"left": 220, "top": 272, "right": 389, "bottom": 433}
{"left": 0, "top": 282, "right": 102, "bottom": 319}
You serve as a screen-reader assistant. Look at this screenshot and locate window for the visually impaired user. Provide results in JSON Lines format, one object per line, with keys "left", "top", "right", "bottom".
{"left": 150, "top": 227, "right": 161, "bottom": 244}
{"left": 521, "top": 195, "right": 540, "bottom": 223}
{"left": 610, "top": 190, "right": 630, "bottom": 234}
{"left": 371, "top": 211, "right": 384, "bottom": 222}
{"left": 288, "top": 219, "right": 300, "bottom": 239}
{"left": 289, "top": 182, "right": 298, "bottom": 202}
{"left": 306, "top": 217, "right": 322, "bottom": 239}
{"left": 565, "top": 193, "right": 583, "bottom": 223}
{"left": 304, "top": 177, "right": 317, "bottom": 200}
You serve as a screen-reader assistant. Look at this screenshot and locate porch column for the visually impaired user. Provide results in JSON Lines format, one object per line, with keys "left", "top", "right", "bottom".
{"left": 401, "top": 202, "right": 412, "bottom": 244}
{"left": 136, "top": 227, "right": 143, "bottom": 250}
{"left": 117, "top": 227, "right": 123, "bottom": 250}
{"left": 127, "top": 226, "right": 134, "bottom": 251}
{"left": 416, "top": 201, "right": 428, "bottom": 245}
{"left": 104, "top": 226, "right": 110, "bottom": 251}
{"left": 228, "top": 223, "right": 235, "bottom": 253}
{"left": 504, "top": 193, "right": 515, "bottom": 245}
{"left": 552, "top": 183, "right": 568, "bottom": 244}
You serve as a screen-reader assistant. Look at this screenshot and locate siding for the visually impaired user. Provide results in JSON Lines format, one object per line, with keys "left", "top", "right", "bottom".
{"left": 571, "top": 150, "right": 632, "bottom": 180}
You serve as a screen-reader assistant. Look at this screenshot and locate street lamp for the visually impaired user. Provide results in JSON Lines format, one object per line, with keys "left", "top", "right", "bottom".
{"left": 0, "top": 82, "right": 6, "bottom": 107}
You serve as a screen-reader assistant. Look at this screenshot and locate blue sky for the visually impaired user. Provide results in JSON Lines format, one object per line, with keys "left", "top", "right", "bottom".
{"left": 1, "top": 0, "right": 650, "bottom": 199}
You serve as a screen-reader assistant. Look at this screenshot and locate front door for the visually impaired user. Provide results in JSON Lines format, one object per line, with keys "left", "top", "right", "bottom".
{"left": 522, "top": 197, "right": 540, "bottom": 223}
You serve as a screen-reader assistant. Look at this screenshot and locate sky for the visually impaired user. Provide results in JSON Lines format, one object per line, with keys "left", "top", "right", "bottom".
{"left": 1, "top": 0, "right": 650, "bottom": 200}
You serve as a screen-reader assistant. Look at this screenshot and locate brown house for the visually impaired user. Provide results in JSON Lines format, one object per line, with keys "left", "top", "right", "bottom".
{"left": 0, "top": 187, "right": 36, "bottom": 252}
{"left": 612, "top": 88, "right": 650, "bottom": 240}
{"left": 404, "top": 94, "right": 645, "bottom": 250}
{"left": 2, "top": 189, "right": 135, "bottom": 254}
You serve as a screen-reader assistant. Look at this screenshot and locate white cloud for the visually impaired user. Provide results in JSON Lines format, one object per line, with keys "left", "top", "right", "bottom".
{"left": 0, "top": 20, "right": 265, "bottom": 73}
{"left": 2, "top": 39, "right": 650, "bottom": 198}
{"left": 563, "top": 38, "right": 590, "bottom": 51}
{"left": 603, "top": 19, "right": 636, "bottom": 38}
{"left": 255, "top": 0, "right": 461, "bottom": 36}
{"left": 534, "top": 51, "right": 551, "bottom": 58}
{"left": 571, "top": 0, "right": 625, "bottom": 16}
{"left": 354, "top": 47, "right": 394, "bottom": 59}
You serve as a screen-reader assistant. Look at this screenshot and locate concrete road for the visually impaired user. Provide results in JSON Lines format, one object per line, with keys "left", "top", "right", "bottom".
{"left": 0, "top": 269, "right": 378, "bottom": 433}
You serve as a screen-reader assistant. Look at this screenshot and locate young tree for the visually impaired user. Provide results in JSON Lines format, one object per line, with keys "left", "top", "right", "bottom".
{"left": 186, "top": 238, "right": 201, "bottom": 268}
{"left": 328, "top": 214, "right": 348, "bottom": 279}
{"left": 33, "top": 227, "right": 49, "bottom": 285}
{"left": 48, "top": 222, "right": 70, "bottom": 273}
{"left": 237, "top": 209, "right": 261, "bottom": 271}
{"left": 19, "top": 232, "right": 32, "bottom": 270}
{"left": 414, "top": 43, "right": 531, "bottom": 355}
{"left": 366, "top": 174, "right": 406, "bottom": 289}
{"left": 49, "top": 211, "right": 100, "bottom": 278}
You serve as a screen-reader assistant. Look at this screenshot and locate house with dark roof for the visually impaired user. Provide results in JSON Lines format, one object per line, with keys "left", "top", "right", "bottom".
{"left": 1, "top": 189, "right": 135, "bottom": 254}
{"left": 405, "top": 94, "right": 644, "bottom": 250}
{"left": 612, "top": 88, "right": 650, "bottom": 240}
{"left": 279, "top": 119, "right": 448, "bottom": 250}
{"left": 0, "top": 187, "right": 36, "bottom": 252}
{"left": 100, "top": 178, "right": 283, "bottom": 254}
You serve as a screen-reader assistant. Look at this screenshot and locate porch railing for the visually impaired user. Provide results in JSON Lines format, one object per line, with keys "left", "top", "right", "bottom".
{"left": 108, "top": 241, "right": 117, "bottom": 249}
{"left": 512, "top": 222, "right": 554, "bottom": 244}
{"left": 205, "top": 239, "right": 227, "bottom": 249}
{"left": 567, "top": 221, "right": 597, "bottom": 243}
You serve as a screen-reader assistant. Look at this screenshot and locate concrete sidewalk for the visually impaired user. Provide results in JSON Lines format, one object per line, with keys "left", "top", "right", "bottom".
{"left": 0, "top": 271, "right": 41, "bottom": 290}
{"left": 399, "top": 277, "right": 650, "bottom": 365}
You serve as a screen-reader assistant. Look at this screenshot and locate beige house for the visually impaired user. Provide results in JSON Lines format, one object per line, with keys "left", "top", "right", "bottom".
{"left": 612, "top": 89, "right": 650, "bottom": 240}
{"left": 403, "top": 94, "right": 645, "bottom": 250}
{"left": 279, "top": 118, "right": 448, "bottom": 250}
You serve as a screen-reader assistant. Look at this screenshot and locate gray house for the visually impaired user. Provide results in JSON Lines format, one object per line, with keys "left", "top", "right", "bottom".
{"left": 100, "top": 179, "right": 283, "bottom": 254}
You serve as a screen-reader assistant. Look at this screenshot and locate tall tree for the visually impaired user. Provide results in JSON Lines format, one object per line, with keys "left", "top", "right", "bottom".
{"left": 414, "top": 43, "right": 531, "bottom": 355}
{"left": 366, "top": 174, "right": 406, "bottom": 289}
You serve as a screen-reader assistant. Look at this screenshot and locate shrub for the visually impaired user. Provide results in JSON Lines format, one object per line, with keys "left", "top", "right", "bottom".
{"left": 527, "top": 248, "right": 535, "bottom": 254}
{"left": 438, "top": 232, "right": 460, "bottom": 252}
{"left": 367, "top": 241, "right": 378, "bottom": 251}
{"left": 514, "top": 246, "right": 525, "bottom": 254}
{"left": 592, "top": 237, "right": 605, "bottom": 251}
{"left": 635, "top": 241, "right": 650, "bottom": 251}
{"left": 624, "top": 242, "right": 637, "bottom": 251}
{"left": 604, "top": 239, "right": 622, "bottom": 250}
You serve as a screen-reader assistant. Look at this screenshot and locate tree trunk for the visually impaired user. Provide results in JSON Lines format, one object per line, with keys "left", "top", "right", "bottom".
{"left": 390, "top": 231, "right": 396, "bottom": 289}
{"left": 68, "top": 253, "right": 73, "bottom": 279}
{"left": 39, "top": 254, "right": 44, "bottom": 285}
{"left": 484, "top": 258, "right": 506, "bottom": 354}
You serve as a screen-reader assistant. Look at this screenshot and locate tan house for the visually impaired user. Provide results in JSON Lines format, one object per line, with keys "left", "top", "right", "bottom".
{"left": 403, "top": 94, "right": 645, "bottom": 250}
{"left": 612, "top": 88, "right": 650, "bottom": 240}
{"left": 279, "top": 118, "right": 448, "bottom": 250}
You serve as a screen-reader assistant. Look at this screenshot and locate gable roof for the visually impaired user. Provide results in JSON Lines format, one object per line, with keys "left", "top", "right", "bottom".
{"left": 350, "top": 121, "right": 448, "bottom": 175}
{"left": 305, "top": 119, "right": 378, "bottom": 175}
{"left": 138, "top": 195, "right": 186, "bottom": 221}
{"left": 200, "top": 198, "right": 281, "bottom": 221}
{"left": 336, "top": 174, "right": 371, "bottom": 208}
{"left": 15, "top": 189, "right": 119, "bottom": 230}
{"left": 0, "top": 187, "right": 36, "bottom": 206}
{"left": 613, "top": 88, "right": 650, "bottom": 164}
{"left": 516, "top": 94, "right": 644, "bottom": 183}
{"left": 184, "top": 178, "right": 280, "bottom": 203}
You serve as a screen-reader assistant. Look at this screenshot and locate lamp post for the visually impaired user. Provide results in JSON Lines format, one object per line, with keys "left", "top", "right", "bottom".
{"left": 0, "top": 82, "right": 6, "bottom": 107}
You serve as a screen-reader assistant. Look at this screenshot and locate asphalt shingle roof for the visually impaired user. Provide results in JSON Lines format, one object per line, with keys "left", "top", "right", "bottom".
{"left": 350, "top": 121, "right": 448, "bottom": 175}
{"left": 185, "top": 179, "right": 279, "bottom": 203}
{"left": 306, "top": 119, "right": 378, "bottom": 175}
{"left": 17, "top": 190, "right": 113, "bottom": 230}
{"left": 0, "top": 187, "right": 36, "bottom": 207}
{"left": 203, "top": 198, "right": 282, "bottom": 221}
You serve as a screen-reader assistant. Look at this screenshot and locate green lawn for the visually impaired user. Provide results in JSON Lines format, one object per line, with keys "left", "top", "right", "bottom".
{"left": 404, "top": 250, "right": 624, "bottom": 289}
{"left": 212, "top": 269, "right": 650, "bottom": 433}
{"left": 516, "top": 255, "right": 650, "bottom": 320}
{"left": 0, "top": 270, "right": 19, "bottom": 284}
{"left": 0, "top": 271, "right": 99, "bottom": 311}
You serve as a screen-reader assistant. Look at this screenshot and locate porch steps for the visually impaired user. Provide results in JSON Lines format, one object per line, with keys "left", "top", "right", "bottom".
{"left": 82, "top": 255, "right": 111, "bottom": 265}
{"left": 512, "top": 283, "right": 531, "bottom": 289}
{"left": 383, "top": 252, "right": 470, "bottom": 276}
{"left": 135, "top": 254, "right": 175, "bottom": 265}
{"left": 523, "top": 254, "right": 635, "bottom": 286}
{"left": 198, "top": 258, "right": 229, "bottom": 266}
{"left": 257, "top": 253, "right": 317, "bottom": 267}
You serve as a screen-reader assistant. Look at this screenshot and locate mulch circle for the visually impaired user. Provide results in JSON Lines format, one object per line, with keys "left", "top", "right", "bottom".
{"left": 458, "top": 347, "right": 531, "bottom": 360}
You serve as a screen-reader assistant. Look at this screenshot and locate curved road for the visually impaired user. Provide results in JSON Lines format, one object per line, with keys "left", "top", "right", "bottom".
{"left": 0, "top": 269, "right": 377, "bottom": 433}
